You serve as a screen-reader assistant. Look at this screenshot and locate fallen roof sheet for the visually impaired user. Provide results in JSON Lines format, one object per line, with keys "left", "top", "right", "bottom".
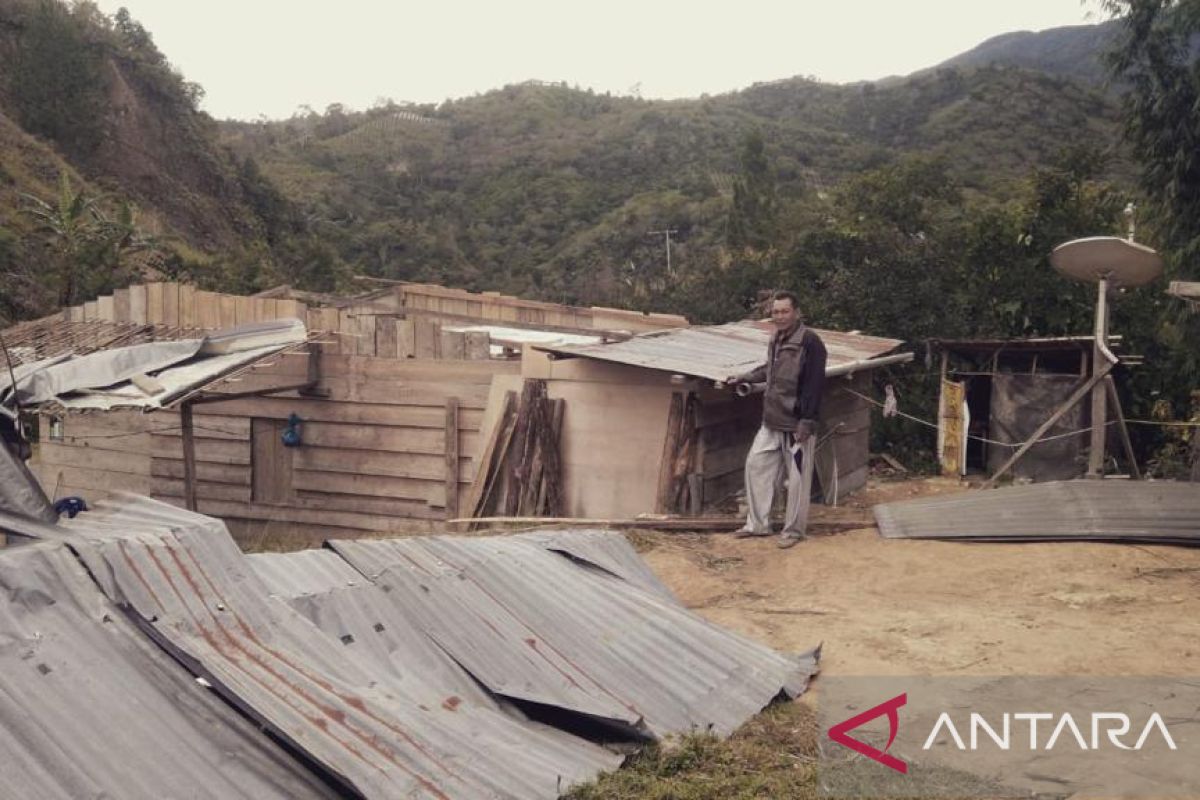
{"left": 874, "top": 480, "right": 1200, "bottom": 544}
{"left": 61, "top": 495, "right": 621, "bottom": 800}
{"left": 534, "top": 321, "right": 906, "bottom": 381}
{"left": 0, "top": 541, "right": 336, "bottom": 800}
{"left": 2, "top": 319, "right": 308, "bottom": 415}
{"left": 505, "top": 528, "right": 677, "bottom": 602}
{"left": 329, "top": 533, "right": 819, "bottom": 738}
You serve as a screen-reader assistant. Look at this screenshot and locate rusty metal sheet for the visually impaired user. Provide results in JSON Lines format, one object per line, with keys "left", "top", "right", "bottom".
{"left": 61, "top": 495, "right": 619, "bottom": 800}
{"left": 874, "top": 480, "right": 1200, "bottom": 544}
{"left": 329, "top": 534, "right": 820, "bottom": 738}
{"left": 534, "top": 322, "right": 904, "bottom": 382}
{"left": 0, "top": 541, "right": 336, "bottom": 800}
{"left": 247, "top": 548, "right": 624, "bottom": 775}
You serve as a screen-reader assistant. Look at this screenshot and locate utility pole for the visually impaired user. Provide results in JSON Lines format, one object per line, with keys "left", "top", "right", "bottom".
{"left": 647, "top": 229, "right": 678, "bottom": 278}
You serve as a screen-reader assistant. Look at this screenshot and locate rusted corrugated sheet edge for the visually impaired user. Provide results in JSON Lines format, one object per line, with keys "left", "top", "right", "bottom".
{"left": 328, "top": 535, "right": 819, "bottom": 738}
{"left": 874, "top": 480, "right": 1200, "bottom": 543}
{"left": 0, "top": 541, "right": 338, "bottom": 800}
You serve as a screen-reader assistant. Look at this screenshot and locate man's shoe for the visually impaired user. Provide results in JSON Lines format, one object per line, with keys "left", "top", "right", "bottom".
{"left": 734, "top": 528, "right": 770, "bottom": 539}
{"left": 777, "top": 533, "right": 807, "bottom": 549}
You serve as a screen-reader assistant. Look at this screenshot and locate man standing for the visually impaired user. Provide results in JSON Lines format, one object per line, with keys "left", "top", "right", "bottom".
{"left": 728, "top": 291, "right": 827, "bottom": 548}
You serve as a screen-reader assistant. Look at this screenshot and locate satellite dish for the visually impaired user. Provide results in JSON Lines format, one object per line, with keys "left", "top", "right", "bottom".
{"left": 1050, "top": 236, "right": 1163, "bottom": 288}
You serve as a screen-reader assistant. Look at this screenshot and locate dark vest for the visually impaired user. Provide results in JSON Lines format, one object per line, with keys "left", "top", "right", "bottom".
{"left": 763, "top": 324, "right": 812, "bottom": 431}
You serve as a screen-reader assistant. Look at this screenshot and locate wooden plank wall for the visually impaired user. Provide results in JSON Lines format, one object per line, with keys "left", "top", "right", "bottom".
{"left": 27, "top": 356, "right": 521, "bottom": 549}
{"left": 62, "top": 283, "right": 305, "bottom": 329}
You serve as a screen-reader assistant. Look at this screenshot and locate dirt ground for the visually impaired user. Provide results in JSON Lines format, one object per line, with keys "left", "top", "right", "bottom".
{"left": 638, "top": 477, "right": 1200, "bottom": 678}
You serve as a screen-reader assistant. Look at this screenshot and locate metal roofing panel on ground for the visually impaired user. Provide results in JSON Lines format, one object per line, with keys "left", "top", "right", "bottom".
{"left": 506, "top": 529, "right": 677, "bottom": 602}
{"left": 247, "top": 548, "right": 625, "bottom": 770}
{"left": 0, "top": 541, "right": 336, "bottom": 800}
{"left": 874, "top": 480, "right": 1200, "bottom": 544}
{"left": 329, "top": 534, "right": 819, "bottom": 738}
{"left": 61, "top": 495, "right": 618, "bottom": 800}
{"left": 534, "top": 321, "right": 904, "bottom": 381}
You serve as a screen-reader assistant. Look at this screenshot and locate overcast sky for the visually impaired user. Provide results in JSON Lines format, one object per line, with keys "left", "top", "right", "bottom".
{"left": 92, "top": 1, "right": 1107, "bottom": 121}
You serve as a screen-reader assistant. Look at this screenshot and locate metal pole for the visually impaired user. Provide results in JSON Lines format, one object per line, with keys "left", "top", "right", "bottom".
{"left": 648, "top": 229, "right": 678, "bottom": 278}
{"left": 1087, "top": 277, "right": 1109, "bottom": 478}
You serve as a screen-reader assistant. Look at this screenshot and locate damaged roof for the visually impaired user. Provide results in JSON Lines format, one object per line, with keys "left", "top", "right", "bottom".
{"left": 0, "top": 494, "right": 820, "bottom": 799}
{"left": 874, "top": 480, "right": 1200, "bottom": 545}
{"left": 534, "top": 321, "right": 908, "bottom": 381}
{"left": 1, "top": 319, "right": 309, "bottom": 416}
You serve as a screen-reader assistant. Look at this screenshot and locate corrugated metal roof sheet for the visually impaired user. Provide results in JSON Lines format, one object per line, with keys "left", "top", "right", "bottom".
{"left": 534, "top": 322, "right": 905, "bottom": 381}
{"left": 329, "top": 534, "right": 819, "bottom": 738}
{"left": 2, "top": 320, "right": 309, "bottom": 415}
{"left": 246, "top": 547, "right": 625, "bottom": 772}
{"left": 60, "top": 496, "right": 621, "bottom": 799}
{"left": 505, "top": 528, "right": 677, "bottom": 602}
{"left": 8, "top": 494, "right": 819, "bottom": 798}
{"left": 0, "top": 541, "right": 337, "bottom": 800}
{"left": 874, "top": 480, "right": 1200, "bottom": 544}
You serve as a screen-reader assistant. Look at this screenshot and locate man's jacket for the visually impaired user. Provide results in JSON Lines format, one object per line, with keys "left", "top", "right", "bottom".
{"left": 739, "top": 324, "right": 827, "bottom": 432}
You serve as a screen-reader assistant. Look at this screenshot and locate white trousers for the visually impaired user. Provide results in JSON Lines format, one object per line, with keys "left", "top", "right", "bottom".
{"left": 742, "top": 424, "right": 816, "bottom": 536}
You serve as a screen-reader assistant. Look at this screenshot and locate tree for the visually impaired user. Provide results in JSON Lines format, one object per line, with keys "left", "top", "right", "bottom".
{"left": 9, "top": 0, "right": 110, "bottom": 158}
{"left": 21, "top": 176, "right": 158, "bottom": 306}
{"left": 726, "top": 131, "right": 780, "bottom": 253}
{"left": 1103, "top": 0, "right": 1200, "bottom": 469}
{"left": 1103, "top": 0, "right": 1200, "bottom": 269}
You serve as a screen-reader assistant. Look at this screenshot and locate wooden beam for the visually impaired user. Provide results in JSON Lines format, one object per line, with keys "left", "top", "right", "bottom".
{"left": 1105, "top": 375, "right": 1141, "bottom": 480}
{"left": 655, "top": 393, "right": 685, "bottom": 513}
{"left": 446, "top": 514, "right": 872, "bottom": 533}
{"left": 461, "top": 391, "right": 517, "bottom": 518}
{"left": 444, "top": 397, "right": 460, "bottom": 519}
{"left": 181, "top": 401, "right": 197, "bottom": 511}
{"left": 188, "top": 381, "right": 317, "bottom": 405}
{"left": 1168, "top": 280, "right": 1200, "bottom": 299}
{"left": 983, "top": 360, "right": 1115, "bottom": 489}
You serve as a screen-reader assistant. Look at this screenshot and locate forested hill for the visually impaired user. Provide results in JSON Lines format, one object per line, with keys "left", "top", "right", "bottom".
{"left": 220, "top": 62, "right": 1130, "bottom": 314}
{"left": 0, "top": 0, "right": 289, "bottom": 321}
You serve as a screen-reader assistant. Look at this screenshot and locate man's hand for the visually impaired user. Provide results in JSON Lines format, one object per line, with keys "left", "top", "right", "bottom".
{"left": 794, "top": 419, "right": 816, "bottom": 443}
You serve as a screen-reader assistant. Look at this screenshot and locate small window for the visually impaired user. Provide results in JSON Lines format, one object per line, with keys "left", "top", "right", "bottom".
{"left": 48, "top": 416, "right": 64, "bottom": 441}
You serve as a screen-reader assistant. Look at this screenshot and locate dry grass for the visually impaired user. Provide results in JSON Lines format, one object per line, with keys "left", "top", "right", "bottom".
{"left": 563, "top": 700, "right": 1024, "bottom": 800}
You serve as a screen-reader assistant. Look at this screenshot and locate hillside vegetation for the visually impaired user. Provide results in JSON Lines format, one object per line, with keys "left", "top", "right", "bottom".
{"left": 220, "top": 64, "right": 1132, "bottom": 318}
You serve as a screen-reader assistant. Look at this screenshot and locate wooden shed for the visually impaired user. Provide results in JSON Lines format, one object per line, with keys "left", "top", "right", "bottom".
{"left": 519, "top": 322, "right": 912, "bottom": 518}
{"left": 6, "top": 281, "right": 685, "bottom": 547}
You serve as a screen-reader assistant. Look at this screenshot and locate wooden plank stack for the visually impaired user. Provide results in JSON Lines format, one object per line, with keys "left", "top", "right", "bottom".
{"left": 463, "top": 381, "right": 565, "bottom": 524}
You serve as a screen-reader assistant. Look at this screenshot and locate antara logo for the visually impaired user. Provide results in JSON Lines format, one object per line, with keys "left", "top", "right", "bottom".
{"left": 827, "top": 693, "right": 1179, "bottom": 776}
{"left": 827, "top": 693, "right": 908, "bottom": 774}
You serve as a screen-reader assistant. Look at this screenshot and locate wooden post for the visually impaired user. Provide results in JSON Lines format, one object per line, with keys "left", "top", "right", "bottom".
{"left": 181, "top": 401, "right": 197, "bottom": 511}
{"left": 656, "top": 393, "right": 684, "bottom": 513}
{"left": 445, "top": 397, "right": 460, "bottom": 519}
{"left": 1104, "top": 375, "right": 1140, "bottom": 480}
{"left": 1087, "top": 278, "right": 1110, "bottom": 478}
